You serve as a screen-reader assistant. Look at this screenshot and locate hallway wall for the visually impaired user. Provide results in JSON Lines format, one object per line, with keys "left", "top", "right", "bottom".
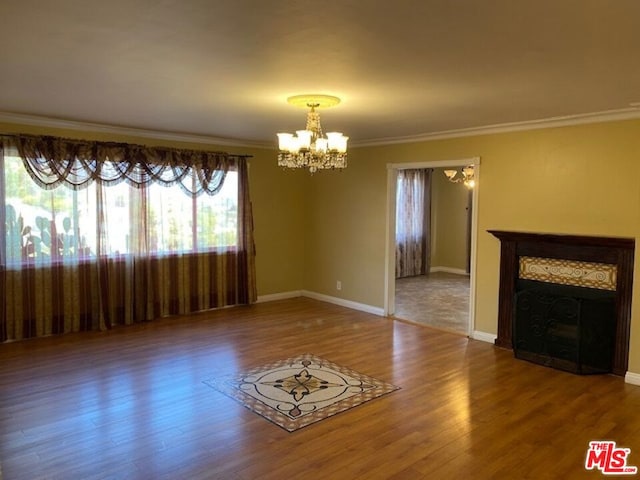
{"left": 430, "top": 168, "right": 470, "bottom": 272}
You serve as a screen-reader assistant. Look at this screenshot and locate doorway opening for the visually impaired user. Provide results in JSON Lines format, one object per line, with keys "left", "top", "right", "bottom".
{"left": 385, "top": 158, "right": 480, "bottom": 337}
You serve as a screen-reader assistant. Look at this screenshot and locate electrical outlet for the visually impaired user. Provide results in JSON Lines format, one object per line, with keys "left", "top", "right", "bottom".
{"left": 336, "top": 281, "right": 342, "bottom": 291}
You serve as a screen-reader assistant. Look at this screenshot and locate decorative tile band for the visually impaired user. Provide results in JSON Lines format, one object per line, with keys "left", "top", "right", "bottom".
{"left": 519, "top": 256, "right": 617, "bottom": 291}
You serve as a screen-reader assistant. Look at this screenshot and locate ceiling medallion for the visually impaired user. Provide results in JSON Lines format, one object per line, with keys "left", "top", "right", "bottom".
{"left": 276, "top": 94, "right": 348, "bottom": 173}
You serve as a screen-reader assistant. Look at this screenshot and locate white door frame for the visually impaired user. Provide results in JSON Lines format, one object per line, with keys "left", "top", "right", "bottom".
{"left": 385, "top": 156, "right": 481, "bottom": 337}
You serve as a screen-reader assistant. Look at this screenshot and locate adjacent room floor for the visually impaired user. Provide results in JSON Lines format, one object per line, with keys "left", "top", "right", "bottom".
{"left": 394, "top": 271, "right": 470, "bottom": 334}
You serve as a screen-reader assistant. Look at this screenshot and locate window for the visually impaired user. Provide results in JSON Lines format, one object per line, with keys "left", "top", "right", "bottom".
{"left": 3, "top": 154, "right": 238, "bottom": 266}
{"left": 0, "top": 134, "right": 256, "bottom": 342}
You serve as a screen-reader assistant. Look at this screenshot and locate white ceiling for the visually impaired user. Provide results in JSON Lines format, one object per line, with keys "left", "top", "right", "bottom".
{"left": 0, "top": 0, "right": 639, "bottom": 147}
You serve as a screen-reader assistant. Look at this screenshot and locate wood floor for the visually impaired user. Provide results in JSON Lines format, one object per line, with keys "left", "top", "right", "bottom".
{"left": 1, "top": 297, "right": 639, "bottom": 479}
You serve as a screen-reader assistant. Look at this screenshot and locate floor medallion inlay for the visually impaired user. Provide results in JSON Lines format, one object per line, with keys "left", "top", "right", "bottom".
{"left": 204, "top": 354, "right": 400, "bottom": 432}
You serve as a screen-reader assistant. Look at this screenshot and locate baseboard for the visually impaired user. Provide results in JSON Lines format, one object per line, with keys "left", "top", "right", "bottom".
{"left": 301, "top": 290, "right": 385, "bottom": 317}
{"left": 471, "top": 330, "right": 497, "bottom": 344}
{"left": 430, "top": 266, "right": 469, "bottom": 276}
{"left": 625, "top": 371, "right": 640, "bottom": 386}
{"left": 256, "top": 291, "right": 302, "bottom": 303}
{"left": 255, "top": 291, "right": 385, "bottom": 318}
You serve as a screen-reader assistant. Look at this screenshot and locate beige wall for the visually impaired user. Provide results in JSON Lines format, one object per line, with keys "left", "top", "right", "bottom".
{"left": 0, "top": 121, "right": 308, "bottom": 297}
{"left": 303, "top": 119, "right": 640, "bottom": 374}
{"left": 430, "top": 168, "right": 469, "bottom": 271}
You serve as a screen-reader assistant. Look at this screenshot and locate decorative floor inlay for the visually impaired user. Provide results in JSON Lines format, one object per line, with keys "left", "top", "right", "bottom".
{"left": 204, "top": 354, "right": 400, "bottom": 432}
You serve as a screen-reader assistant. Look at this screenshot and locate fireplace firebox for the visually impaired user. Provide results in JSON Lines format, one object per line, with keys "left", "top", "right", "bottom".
{"left": 514, "top": 281, "right": 616, "bottom": 374}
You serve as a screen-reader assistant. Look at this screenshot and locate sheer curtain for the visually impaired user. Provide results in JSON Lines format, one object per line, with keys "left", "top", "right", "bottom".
{"left": 0, "top": 134, "right": 256, "bottom": 342}
{"left": 395, "top": 168, "right": 432, "bottom": 278}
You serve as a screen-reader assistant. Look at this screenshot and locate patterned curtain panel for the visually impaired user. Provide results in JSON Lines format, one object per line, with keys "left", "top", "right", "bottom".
{"left": 395, "top": 169, "right": 432, "bottom": 278}
{"left": 0, "top": 136, "right": 256, "bottom": 342}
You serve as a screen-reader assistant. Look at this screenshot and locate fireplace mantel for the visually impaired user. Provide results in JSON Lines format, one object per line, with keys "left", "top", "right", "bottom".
{"left": 488, "top": 230, "right": 635, "bottom": 376}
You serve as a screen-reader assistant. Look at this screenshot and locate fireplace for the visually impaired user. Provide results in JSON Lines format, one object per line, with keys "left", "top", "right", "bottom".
{"left": 489, "top": 231, "right": 634, "bottom": 376}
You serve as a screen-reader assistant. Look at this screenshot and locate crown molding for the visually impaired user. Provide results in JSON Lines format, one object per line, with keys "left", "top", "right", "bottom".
{"left": 2, "top": 107, "right": 640, "bottom": 150}
{"left": 0, "top": 111, "right": 273, "bottom": 149}
{"left": 352, "top": 107, "right": 640, "bottom": 147}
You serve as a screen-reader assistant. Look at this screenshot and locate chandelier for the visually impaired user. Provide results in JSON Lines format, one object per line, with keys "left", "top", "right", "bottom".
{"left": 444, "top": 166, "right": 475, "bottom": 188}
{"left": 276, "top": 94, "right": 348, "bottom": 173}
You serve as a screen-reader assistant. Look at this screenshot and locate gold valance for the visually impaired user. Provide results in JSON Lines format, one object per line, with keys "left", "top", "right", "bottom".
{"left": 2, "top": 134, "right": 251, "bottom": 196}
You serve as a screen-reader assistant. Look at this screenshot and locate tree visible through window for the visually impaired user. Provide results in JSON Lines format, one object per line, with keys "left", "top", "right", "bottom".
{"left": 3, "top": 154, "right": 238, "bottom": 266}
